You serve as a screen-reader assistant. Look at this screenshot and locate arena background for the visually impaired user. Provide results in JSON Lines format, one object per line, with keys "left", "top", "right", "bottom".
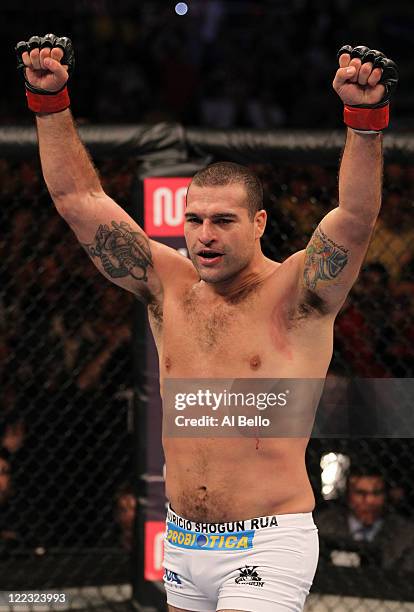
{"left": 1, "top": 2, "right": 414, "bottom": 611}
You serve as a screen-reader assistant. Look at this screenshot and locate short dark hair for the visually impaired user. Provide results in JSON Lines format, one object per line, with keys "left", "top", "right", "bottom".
{"left": 346, "top": 464, "right": 388, "bottom": 498}
{"left": 190, "top": 162, "right": 263, "bottom": 220}
{"left": 348, "top": 464, "right": 385, "bottom": 480}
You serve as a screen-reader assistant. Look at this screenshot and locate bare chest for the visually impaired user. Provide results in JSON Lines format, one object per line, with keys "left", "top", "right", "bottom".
{"left": 182, "top": 292, "right": 245, "bottom": 350}
{"left": 160, "top": 285, "right": 294, "bottom": 376}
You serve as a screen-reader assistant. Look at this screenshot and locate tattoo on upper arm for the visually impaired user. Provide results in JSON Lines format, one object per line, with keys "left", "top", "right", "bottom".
{"left": 304, "top": 226, "right": 348, "bottom": 290}
{"left": 81, "top": 221, "right": 153, "bottom": 281}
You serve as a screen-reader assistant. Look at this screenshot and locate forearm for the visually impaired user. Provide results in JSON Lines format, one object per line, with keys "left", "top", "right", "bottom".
{"left": 36, "top": 109, "right": 102, "bottom": 205}
{"left": 338, "top": 128, "right": 383, "bottom": 224}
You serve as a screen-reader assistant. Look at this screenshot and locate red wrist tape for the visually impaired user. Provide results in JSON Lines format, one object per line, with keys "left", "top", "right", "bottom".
{"left": 343, "top": 104, "right": 389, "bottom": 131}
{"left": 26, "top": 87, "right": 70, "bottom": 113}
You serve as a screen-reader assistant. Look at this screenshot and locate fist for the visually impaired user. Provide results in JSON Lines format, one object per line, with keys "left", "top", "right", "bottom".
{"left": 16, "top": 34, "right": 74, "bottom": 94}
{"left": 333, "top": 47, "right": 385, "bottom": 107}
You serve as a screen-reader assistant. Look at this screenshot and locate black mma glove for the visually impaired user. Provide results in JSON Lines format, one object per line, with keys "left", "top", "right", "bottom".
{"left": 337, "top": 45, "right": 398, "bottom": 132}
{"left": 15, "top": 34, "right": 75, "bottom": 113}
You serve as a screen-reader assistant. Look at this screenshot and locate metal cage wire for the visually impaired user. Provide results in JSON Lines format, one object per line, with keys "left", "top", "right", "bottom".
{"left": 0, "top": 127, "right": 413, "bottom": 611}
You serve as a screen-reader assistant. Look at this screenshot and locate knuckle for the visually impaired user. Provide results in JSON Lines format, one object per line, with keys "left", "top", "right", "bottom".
{"left": 337, "top": 44, "right": 353, "bottom": 60}
{"left": 51, "top": 48, "right": 64, "bottom": 59}
{"left": 40, "top": 33, "right": 57, "bottom": 49}
{"left": 15, "top": 40, "right": 29, "bottom": 58}
{"left": 351, "top": 45, "right": 370, "bottom": 59}
{"left": 28, "top": 35, "right": 41, "bottom": 51}
{"left": 361, "top": 61, "right": 373, "bottom": 72}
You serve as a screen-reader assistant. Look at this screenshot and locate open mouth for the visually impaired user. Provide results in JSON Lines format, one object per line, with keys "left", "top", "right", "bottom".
{"left": 197, "top": 250, "right": 224, "bottom": 265}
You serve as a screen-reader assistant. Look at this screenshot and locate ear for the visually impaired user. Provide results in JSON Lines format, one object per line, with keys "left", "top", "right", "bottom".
{"left": 254, "top": 209, "right": 267, "bottom": 238}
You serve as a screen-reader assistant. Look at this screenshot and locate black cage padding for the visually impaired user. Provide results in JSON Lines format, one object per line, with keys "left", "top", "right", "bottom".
{"left": 2, "top": 124, "right": 414, "bottom": 163}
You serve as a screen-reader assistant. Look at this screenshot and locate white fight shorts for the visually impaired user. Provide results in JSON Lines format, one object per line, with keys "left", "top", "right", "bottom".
{"left": 163, "top": 506, "right": 319, "bottom": 612}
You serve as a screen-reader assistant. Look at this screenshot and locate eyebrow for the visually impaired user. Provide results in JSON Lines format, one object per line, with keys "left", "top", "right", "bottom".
{"left": 184, "top": 212, "right": 239, "bottom": 220}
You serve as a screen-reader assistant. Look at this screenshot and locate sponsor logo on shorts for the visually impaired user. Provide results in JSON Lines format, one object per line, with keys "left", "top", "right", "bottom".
{"left": 166, "top": 508, "right": 278, "bottom": 533}
{"left": 166, "top": 523, "right": 254, "bottom": 550}
{"left": 164, "top": 568, "right": 182, "bottom": 584}
{"left": 164, "top": 569, "right": 182, "bottom": 587}
{"left": 235, "top": 566, "right": 265, "bottom": 587}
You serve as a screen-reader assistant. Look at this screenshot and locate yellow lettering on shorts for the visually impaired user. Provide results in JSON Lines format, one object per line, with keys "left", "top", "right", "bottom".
{"left": 225, "top": 536, "right": 237, "bottom": 548}
{"left": 177, "top": 532, "right": 184, "bottom": 544}
{"left": 171, "top": 531, "right": 178, "bottom": 543}
{"left": 237, "top": 536, "right": 248, "bottom": 548}
{"left": 184, "top": 533, "right": 192, "bottom": 546}
{"left": 209, "top": 535, "right": 219, "bottom": 547}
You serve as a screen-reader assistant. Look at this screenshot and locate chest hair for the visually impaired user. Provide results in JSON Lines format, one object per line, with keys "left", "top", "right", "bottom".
{"left": 182, "top": 285, "right": 258, "bottom": 350}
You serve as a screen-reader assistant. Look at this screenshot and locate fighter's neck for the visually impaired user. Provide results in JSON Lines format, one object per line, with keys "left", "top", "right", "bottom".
{"left": 200, "top": 255, "right": 277, "bottom": 299}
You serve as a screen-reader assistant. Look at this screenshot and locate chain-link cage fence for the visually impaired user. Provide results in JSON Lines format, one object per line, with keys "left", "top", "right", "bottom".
{"left": 0, "top": 128, "right": 413, "bottom": 611}
{"left": 0, "top": 156, "right": 139, "bottom": 610}
{"left": 259, "top": 159, "right": 414, "bottom": 610}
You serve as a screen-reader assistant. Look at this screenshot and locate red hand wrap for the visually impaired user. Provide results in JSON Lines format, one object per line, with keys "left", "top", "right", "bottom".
{"left": 343, "top": 104, "right": 389, "bottom": 132}
{"left": 26, "top": 87, "right": 70, "bottom": 113}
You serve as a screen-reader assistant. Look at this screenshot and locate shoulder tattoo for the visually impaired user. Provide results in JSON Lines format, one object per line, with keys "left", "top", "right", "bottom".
{"left": 81, "top": 220, "right": 153, "bottom": 281}
{"left": 304, "top": 225, "right": 348, "bottom": 290}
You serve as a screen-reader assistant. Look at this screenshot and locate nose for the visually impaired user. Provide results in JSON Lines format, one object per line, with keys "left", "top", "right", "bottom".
{"left": 361, "top": 493, "right": 380, "bottom": 510}
{"left": 198, "top": 220, "right": 216, "bottom": 246}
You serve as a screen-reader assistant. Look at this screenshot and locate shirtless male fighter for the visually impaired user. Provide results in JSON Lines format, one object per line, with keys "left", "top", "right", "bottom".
{"left": 16, "top": 35, "right": 397, "bottom": 612}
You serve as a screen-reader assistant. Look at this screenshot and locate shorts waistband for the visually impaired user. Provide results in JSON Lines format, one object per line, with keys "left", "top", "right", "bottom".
{"left": 166, "top": 505, "right": 314, "bottom": 534}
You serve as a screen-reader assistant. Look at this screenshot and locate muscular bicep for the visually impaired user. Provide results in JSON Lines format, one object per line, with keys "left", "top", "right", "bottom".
{"left": 299, "top": 207, "right": 376, "bottom": 315}
{"left": 80, "top": 217, "right": 158, "bottom": 297}
{"left": 61, "top": 191, "right": 189, "bottom": 301}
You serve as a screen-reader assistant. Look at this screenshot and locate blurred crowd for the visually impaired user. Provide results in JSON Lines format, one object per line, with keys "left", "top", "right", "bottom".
{"left": 0, "top": 158, "right": 137, "bottom": 550}
{"left": 315, "top": 462, "right": 414, "bottom": 572}
{"left": 2, "top": 0, "right": 414, "bottom": 128}
{"left": 0, "top": 0, "right": 413, "bottom": 602}
{"left": 258, "top": 161, "right": 414, "bottom": 377}
{"left": 0, "top": 156, "right": 413, "bottom": 556}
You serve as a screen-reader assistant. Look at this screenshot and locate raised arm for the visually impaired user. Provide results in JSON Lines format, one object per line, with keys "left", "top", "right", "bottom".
{"left": 16, "top": 34, "right": 190, "bottom": 303}
{"left": 35, "top": 109, "right": 175, "bottom": 302}
{"left": 299, "top": 45, "right": 398, "bottom": 316}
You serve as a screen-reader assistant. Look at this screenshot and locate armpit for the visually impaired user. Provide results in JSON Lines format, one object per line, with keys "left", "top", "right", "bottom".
{"left": 298, "top": 288, "right": 328, "bottom": 317}
{"left": 148, "top": 298, "right": 163, "bottom": 328}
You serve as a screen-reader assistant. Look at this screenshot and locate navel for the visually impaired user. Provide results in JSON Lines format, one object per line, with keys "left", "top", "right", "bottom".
{"left": 165, "top": 356, "right": 172, "bottom": 371}
{"left": 198, "top": 486, "right": 207, "bottom": 497}
{"left": 249, "top": 355, "right": 262, "bottom": 370}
